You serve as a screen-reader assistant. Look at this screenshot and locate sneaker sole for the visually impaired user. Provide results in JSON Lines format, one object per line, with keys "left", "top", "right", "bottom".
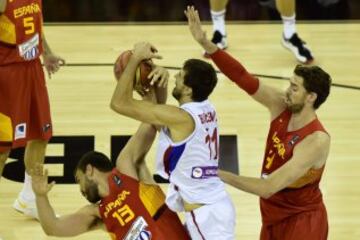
{"left": 13, "top": 198, "right": 39, "bottom": 220}
{"left": 281, "top": 38, "right": 312, "bottom": 64}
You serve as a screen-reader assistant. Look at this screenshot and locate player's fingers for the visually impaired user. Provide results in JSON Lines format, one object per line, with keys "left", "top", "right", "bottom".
{"left": 58, "top": 58, "right": 66, "bottom": 66}
{"left": 148, "top": 68, "right": 158, "bottom": 79}
{"left": 194, "top": 9, "right": 201, "bottom": 24}
{"left": 188, "top": 6, "right": 194, "bottom": 21}
{"left": 151, "top": 73, "right": 161, "bottom": 85}
{"left": 184, "top": 6, "right": 191, "bottom": 19}
{"left": 151, "top": 53, "right": 162, "bottom": 60}
{"left": 48, "top": 181, "right": 56, "bottom": 191}
{"left": 46, "top": 67, "right": 52, "bottom": 79}
{"left": 159, "top": 72, "right": 169, "bottom": 88}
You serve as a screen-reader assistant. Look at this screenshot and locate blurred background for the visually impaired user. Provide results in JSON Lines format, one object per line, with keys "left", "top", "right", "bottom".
{"left": 43, "top": 0, "right": 360, "bottom": 22}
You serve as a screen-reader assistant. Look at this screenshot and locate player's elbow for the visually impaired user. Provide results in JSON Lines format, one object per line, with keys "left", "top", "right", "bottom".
{"left": 260, "top": 189, "right": 275, "bottom": 199}
{"left": 110, "top": 99, "right": 129, "bottom": 114}
{"left": 42, "top": 226, "right": 58, "bottom": 236}
{"left": 260, "top": 180, "right": 277, "bottom": 199}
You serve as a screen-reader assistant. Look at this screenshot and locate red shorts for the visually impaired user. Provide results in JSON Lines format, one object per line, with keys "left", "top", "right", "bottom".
{"left": 0, "top": 59, "right": 52, "bottom": 152}
{"left": 260, "top": 205, "right": 328, "bottom": 240}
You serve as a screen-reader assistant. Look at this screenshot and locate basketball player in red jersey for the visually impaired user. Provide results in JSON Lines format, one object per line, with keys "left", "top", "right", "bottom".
{"left": 186, "top": 6, "right": 331, "bottom": 240}
{"left": 31, "top": 81, "right": 190, "bottom": 239}
{"left": 0, "top": 0, "right": 65, "bottom": 219}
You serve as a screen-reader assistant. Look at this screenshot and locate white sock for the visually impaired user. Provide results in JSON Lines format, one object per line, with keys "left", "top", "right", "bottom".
{"left": 20, "top": 172, "right": 35, "bottom": 202}
{"left": 211, "top": 9, "right": 226, "bottom": 36}
{"left": 282, "top": 14, "right": 296, "bottom": 39}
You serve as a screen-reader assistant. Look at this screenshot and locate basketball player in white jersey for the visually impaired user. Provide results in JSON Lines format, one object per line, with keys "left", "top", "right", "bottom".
{"left": 110, "top": 42, "right": 235, "bottom": 239}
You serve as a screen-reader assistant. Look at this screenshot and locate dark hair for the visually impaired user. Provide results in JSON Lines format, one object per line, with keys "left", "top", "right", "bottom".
{"left": 75, "top": 151, "right": 113, "bottom": 175}
{"left": 294, "top": 64, "right": 331, "bottom": 109}
{"left": 183, "top": 59, "right": 217, "bottom": 102}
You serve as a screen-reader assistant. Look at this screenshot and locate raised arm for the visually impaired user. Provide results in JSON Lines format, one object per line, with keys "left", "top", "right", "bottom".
{"left": 31, "top": 164, "right": 101, "bottom": 237}
{"left": 219, "top": 131, "right": 330, "bottom": 198}
{"left": 185, "top": 6, "right": 286, "bottom": 119}
{"left": 110, "top": 42, "right": 194, "bottom": 141}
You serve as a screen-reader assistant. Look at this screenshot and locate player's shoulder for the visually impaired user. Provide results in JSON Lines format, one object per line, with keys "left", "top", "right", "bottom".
{"left": 302, "top": 130, "right": 330, "bottom": 148}
{"left": 79, "top": 204, "right": 101, "bottom": 218}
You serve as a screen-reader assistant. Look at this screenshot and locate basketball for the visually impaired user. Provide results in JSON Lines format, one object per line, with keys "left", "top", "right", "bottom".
{"left": 114, "top": 50, "right": 153, "bottom": 90}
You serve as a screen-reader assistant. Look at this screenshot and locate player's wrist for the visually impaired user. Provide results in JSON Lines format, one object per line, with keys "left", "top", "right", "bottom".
{"left": 200, "top": 40, "right": 218, "bottom": 55}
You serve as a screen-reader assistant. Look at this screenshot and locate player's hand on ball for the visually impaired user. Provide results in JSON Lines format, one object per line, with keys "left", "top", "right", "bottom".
{"left": 149, "top": 66, "right": 169, "bottom": 88}
{"left": 132, "top": 42, "right": 162, "bottom": 62}
{"left": 142, "top": 87, "right": 157, "bottom": 103}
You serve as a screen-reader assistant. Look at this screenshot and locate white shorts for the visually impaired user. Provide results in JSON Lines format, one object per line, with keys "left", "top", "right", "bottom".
{"left": 185, "top": 196, "right": 236, "bottom": 240}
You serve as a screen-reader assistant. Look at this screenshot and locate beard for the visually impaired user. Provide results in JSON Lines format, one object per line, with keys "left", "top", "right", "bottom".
{"left": 285, "top": 93, "right": 306, "bottom": 113}
{"left": 84, "top": 179, "right": 101, "bottom": 204}
{"left": 287, "top": 103, "right": 305, "bottom": 113}
{"left": 172, "top": 87, "right": 181, "bottom": 100}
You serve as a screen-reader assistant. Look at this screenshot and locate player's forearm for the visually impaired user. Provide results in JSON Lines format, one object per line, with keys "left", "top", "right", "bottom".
{"left": 35, "top": 195, "right": 61, "bottom": 236}
{"left": 209, "top": 50, "right": 259, "bottom": 95}
{"left": 218, "top": 170, "right": 273, "bottom": 199}
{"left": 42, "top": 34, "right": 53, "bottom": 56}
{"left": 197, "top": 37, "right": 218, "bottom": 55}
{"left": 110, "top": 56, "right": 140, "bottom": 113}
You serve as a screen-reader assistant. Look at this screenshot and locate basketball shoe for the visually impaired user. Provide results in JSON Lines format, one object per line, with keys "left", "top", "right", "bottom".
{"left": 13, "top": 195, "right": 39, "bottom": 220}
{"left": 282, "top": 33, "right": 314, "bottom": 64}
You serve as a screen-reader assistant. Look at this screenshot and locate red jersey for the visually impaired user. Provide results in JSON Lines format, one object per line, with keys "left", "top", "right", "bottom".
{"left": 99, "top": 169, "right": 190, "bottom": 240}
{"left": 0, "top": 0, "right": 43, "bottom": 65}
{"left": 260, "top": 109, "right": 328, "bottom": 226}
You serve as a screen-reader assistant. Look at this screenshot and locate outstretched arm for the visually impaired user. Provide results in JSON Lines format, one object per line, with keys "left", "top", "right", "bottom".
{"left": 116, "top": 88, "right": 163, "bottom": 183}
{"left": 219, "top": 132, "right": 330, "bottom": 198}
{"left": 31, "top": 164, "right": 101, "bottom": 236}
{"left": 185, "top": 6, "right": 286, "bottom": 119}
{"left": 116, "top": 122, "right": 157, "bottom": 183}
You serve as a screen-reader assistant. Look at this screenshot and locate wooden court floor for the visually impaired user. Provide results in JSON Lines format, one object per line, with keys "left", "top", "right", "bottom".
{"left": 0, "top": 22, "right": 359, "bottom": 240}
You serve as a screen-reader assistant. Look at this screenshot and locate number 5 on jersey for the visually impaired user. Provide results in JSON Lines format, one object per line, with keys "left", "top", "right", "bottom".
{"left": 23, "top": 17, "right": 34, "bottom": 35}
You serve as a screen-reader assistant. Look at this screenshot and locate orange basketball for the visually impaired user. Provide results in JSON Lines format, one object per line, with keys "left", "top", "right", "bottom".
{"left": 114, "top": 50, "right": 153, "bottom": 90}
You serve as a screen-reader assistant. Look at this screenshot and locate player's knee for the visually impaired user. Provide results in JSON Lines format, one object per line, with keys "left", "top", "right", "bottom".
{"left": 27, "top": 139, "right": 48, "bottom": 149}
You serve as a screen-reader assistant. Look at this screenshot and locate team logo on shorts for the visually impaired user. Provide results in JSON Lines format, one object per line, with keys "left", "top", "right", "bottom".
{"left": 18, "top": 33, "right": 39, "bottom": 61}
{"left": 42, "top": 123, "right": 51, "bottom": 133}
{"left": 14, "top": 123, "right": 26, "bottom": 140}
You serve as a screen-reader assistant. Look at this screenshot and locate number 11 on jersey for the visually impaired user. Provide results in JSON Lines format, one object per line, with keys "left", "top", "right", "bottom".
{"left": 205, "top": 128, "right": 219, "bottom": 160}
